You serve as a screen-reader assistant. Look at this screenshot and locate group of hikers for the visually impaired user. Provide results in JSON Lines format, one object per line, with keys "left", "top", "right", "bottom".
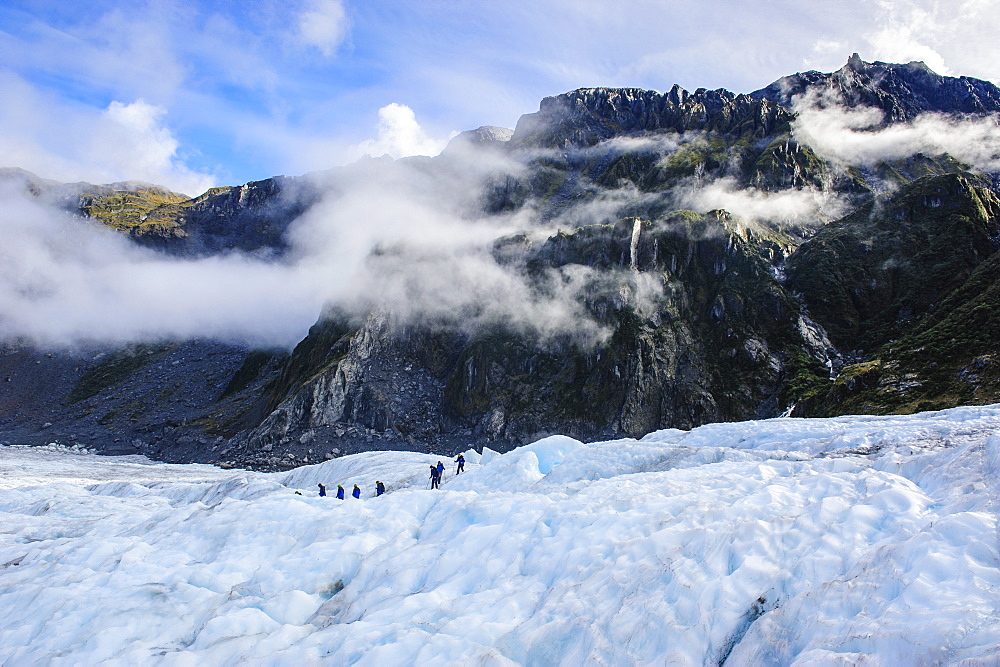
{"left": 317, "top": 481, "right": 385, "bottom": 499}
{"left": 316, "top": 454, "right": 466, "bottom": 498}
{"left": 430, "top": 454, "right": 465, "bottom": 489}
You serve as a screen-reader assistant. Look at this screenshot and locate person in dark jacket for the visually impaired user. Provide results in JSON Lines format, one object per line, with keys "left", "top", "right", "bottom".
{"left": 318, "top": 483, "right": 327, "bottom": 497}
{"left": 336, "top": 484, "right": 345, "bottom": 500}
{"left": 430, "top": 464, "right": 440, "bottom": 489}
{"left": 352, "top": 484, "right": 361, "bottom": 499}
{"left": 376, "top": 480, "right": 385, "bottom": 496}
{"left": 455, "top": 454, "right": 465, "bottom": 474}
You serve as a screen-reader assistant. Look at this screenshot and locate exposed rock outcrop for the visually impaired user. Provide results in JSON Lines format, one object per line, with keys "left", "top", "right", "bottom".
{"left": 511, "top": 86, "right": 792, "bottom": 149}
{"left": 753, "top": 53, "right": 1000, "bottom": 122}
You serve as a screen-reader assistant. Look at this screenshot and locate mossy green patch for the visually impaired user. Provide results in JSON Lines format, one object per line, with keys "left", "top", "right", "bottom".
{"left": 750, "top": 136, "right": 828, "bottom": 190}
{"left": 799, "top": 245, "right": 1000, "bottom": 417}
{"left": 79, "top": 187, "right": 195, "bottom": 235}
{"left": 780, "top": 351, "right": 831, "bottom": 405}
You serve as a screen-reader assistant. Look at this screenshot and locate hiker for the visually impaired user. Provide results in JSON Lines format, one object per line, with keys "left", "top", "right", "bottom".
{"left": 352, "top": 484, "right": 361, "bottom": 499}
{"left": 436, "top": 461, "right": 445, "bottom": 480}
{"left": 376, "top": 480, "right": 386, "bottom": 496}
{"left": 430, "top": 464, "right": 441, "bottom": 489}
{"left": 455, "top": 454, "right": 465, "bottom": 474}
{"left": 336, "top": 484, "right": 345, "bottom": 500}
{"left": 318, "top": 483, "right": 327, "bottom": 497}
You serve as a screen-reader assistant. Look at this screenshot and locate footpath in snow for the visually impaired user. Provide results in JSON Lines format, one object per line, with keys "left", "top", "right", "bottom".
{"left": 1, "top": 405, "right": 1000, "bottom": 664}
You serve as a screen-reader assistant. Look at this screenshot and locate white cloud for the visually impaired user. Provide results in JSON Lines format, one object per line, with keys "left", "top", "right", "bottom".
{"left": 0, "top": 72, "right": 215, "bottom": 195}
{"left": 599, "top": 135, "right": 684, "bottom": 154}
{"left": 353, "top": 103, "right": 453, "bottom": 159}
{"left": 0, "top": 144, "right": 608, "bottom": 349}
{"left": 0, "top": 187, "right": 324, "bottom": 347}
{"left": 95, "top": 100, "right": 216, "bottom": 194}
{"left": 676, "top": 177, "right": 847, "bottom": 225}
{"left": 804, "top": 39, "right": 852, "bottom": 72}
{"left": 862, "top": 0, "right": 1000, "bottom": 81}
{"left": 865, "top": 27, "right": 950, "bottom": 75}
{"left": 791, "top": 90, "right": 1000, "bottom": 172}
{"left": 296, "top": 0, "right": 349, "bottom": 57}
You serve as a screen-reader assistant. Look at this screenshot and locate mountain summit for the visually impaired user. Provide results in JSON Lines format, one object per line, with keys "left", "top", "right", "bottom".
{"left": 752, "top": 53, "right": 1000, "bottom": 121}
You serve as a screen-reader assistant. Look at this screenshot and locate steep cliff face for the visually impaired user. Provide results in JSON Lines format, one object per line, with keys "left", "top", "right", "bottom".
{"left": 232, "top": 312, "right": 466, "bottom": 460}
{"left": 440, "top": 214, "right": 804, "bottom": 438}
{"left": 804, "top": 249, "right": 1000, "bottom": 417}
{"left": 503, "top": 86, "right": 823, "bottom": 208}
{"left": 787, "top": 172, "right": 1000, "bottom": 353}
{"left": 511, "top": 86, "right": 792, "bottom": 149}
{"left": 229, "top": 213, "right": 825, "bottom": 464}
{"left": 786, "top": 173, "right": 1000, "bottom": 416}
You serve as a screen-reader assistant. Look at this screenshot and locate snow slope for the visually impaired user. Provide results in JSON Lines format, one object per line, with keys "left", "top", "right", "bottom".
{"left": 2, "top": 406, "right": 1000, "bottom": 664}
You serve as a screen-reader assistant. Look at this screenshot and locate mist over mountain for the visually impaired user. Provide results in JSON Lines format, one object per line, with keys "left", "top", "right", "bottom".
{"left": 2, "top": 54, "right": 999, "bottom": 468}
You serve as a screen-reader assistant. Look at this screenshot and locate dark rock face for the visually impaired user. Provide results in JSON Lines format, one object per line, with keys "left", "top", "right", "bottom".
{"left": 786, "top": 173, "right": 1000, "bottom": 415}
{"left": 512, "top": 86, "right": 792, "bottom": 149}
{"left": 232, "top": 214, "right": 817, "bottom": 462}
{"left": 787, "top": 173, "right": 1000, "bottom": 352}
{"left": 752, "top": 53, "right": 1000, "bottom": 122}
{"left": 0, "top": 340, "right": 285, "bottom": 463}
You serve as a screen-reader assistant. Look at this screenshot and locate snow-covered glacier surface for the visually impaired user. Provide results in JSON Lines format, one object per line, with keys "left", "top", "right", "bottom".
{"left": 2, "top": 406, "right": 1000, "bottom": 665}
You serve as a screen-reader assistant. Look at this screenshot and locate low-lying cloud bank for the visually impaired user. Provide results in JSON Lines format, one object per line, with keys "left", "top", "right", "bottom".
{"left": 0, "top": 150, "right": 611, "bottom": 349}
{"left": 676, "top": 177, "right": 847, "bottom": 226}
{"left": 3, "top": 99, "right": 995, "bottom": 351}
{"left": 791, "top": 89, "right": 1000, "bottom": 172}
{"left": 0, "top": 188, "right": 324, "bottom": 347}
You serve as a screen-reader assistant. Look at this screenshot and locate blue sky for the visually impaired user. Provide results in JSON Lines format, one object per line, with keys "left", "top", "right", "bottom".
{"left": 2, "top": 0, "right": 998, "bottom": 194}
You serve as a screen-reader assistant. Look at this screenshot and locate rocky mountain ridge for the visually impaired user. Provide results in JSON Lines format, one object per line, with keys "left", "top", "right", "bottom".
{"left": 3, "top": 55, "right": 1000, "bottom": 468}
{"left": 510, "top": 85, "right": 792, "bottom": 149}
{"left": 753, "top": 52, "right": 1000, "bottom": 121}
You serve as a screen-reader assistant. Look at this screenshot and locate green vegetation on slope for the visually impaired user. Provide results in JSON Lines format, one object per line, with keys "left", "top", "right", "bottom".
{"left": 79, "top": 187, "right": 197, "bottom": 236}
{"left": 787, "top": 172, "right": 1000, "bottom": 353}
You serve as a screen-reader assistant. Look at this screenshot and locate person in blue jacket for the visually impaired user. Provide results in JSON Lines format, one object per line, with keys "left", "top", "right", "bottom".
{"left": 455, "top": 454, "right": 465, "bottom": 474}
{"left": 430, "top": 464, "right": 440, "bottom": 489}
{"left": 336, "top": 484, "right": 345, "bottom": 500}
{"left": 352, "top": 484, "right": 361, "bottom": 499}
{"left": 436, "top": 461, "right": 445, "bottom": 481}
{"left": 318, "top": 483, "right": 327, "bottom": 497}
{"left": 376, "top": 481, "right": 385, "bottom": 496}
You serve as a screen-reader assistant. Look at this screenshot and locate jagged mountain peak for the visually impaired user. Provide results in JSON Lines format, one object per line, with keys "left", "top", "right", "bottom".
{"left": 510, "top": 84, "right": 790, "bottom": 149}
{"left": 753, "top": 53, "right": 1000, "bottom": 122}
{"left": 443, "top": 125, "right": 514, "bottom": 154}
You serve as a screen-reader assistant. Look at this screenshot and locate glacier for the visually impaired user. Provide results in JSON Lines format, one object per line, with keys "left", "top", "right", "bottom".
{"left": 2, "top": 406, "right": 1000, "bottom": 664}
